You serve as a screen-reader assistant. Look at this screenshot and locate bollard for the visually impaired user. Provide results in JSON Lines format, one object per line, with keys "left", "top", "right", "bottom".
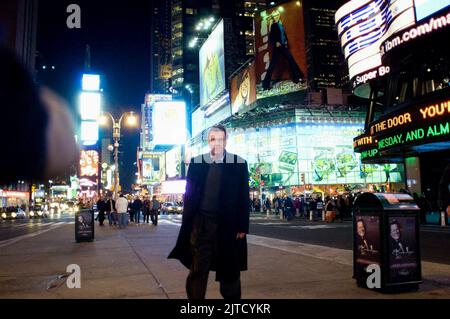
{"left": 322, "top": 210, "right": 325, "bottom": 221}
{"left": 441, "top": 211, "right": 446, "bottom": 227}
{"left": 309, "top": 211, "right": 313, "bottom": 221}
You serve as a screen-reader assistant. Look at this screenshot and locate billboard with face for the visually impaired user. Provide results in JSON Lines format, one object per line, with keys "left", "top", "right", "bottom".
{"left": 255, "top": 1, "right": 307, "bottom": 87}
{"left": 80, "top": 150, "right": 99, "bottom": 177}
{"left": 199, "top": 19, "right": 226, "bottom": 107}
{"left": 231, "top": 63, "right": 257, "bottom": 115}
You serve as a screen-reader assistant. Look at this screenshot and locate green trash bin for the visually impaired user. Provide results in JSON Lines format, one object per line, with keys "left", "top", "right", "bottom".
{"left": 353, "top": 193, "right": 422, "bottom": 292}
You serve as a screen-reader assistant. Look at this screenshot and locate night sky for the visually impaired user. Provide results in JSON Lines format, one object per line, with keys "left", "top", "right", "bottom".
{"left": 36, "top": 0, "right": 152, "bottom": 192}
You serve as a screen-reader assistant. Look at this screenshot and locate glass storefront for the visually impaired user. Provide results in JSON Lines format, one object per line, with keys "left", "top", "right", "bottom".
{"left": 188, "top": 121, "right": 405, "bottom": 194}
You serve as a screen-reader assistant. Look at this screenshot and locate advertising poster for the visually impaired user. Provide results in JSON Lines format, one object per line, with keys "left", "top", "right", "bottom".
{"left": 166, "top": 147, "right": 182, "bottom": 178}
{"left": 255, "top": 1, "right": 307, "bottom": 85}
{"left": 80, "top": 150, "right": 99, "bottom": 177}
{"left": 152, "top": 101, "right": 187, "bottom": 145}
{"left": 76, "top": 210, "right": 93, "bottom": 240}
{"left": 388, "top": 217, "right": 418, "bottom": 283}
{"left": 355, "top": 216, "right": 380, "bottom": 266}
{"left": 231, "top": 63, "right": 257, "bottom": 115}
{"left": 142, "top": 159, "right": 153, "bottom": 179}
{"left": 199, "top": 19, "right": 226, "bottom": 107}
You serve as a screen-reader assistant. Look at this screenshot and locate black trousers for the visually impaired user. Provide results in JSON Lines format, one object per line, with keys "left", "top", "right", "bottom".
{"left": 262, "top": 45, "right": 303, "bottom": 89}
{"left": 150, "top": 209, "right": 158, "bottom": 225}
{"left": 186, "top": 213, "right": 241, "bottom": 300}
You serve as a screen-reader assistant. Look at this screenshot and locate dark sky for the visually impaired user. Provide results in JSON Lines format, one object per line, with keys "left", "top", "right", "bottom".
{"left": 36, "top": 0, "right": 152, "bottom": 192}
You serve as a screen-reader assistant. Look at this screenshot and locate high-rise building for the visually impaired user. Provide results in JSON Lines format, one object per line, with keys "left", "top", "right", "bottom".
{"left": 0, "top": 0, "right": 38, "bottom": 71}
{"left": 150, "top": 0, "right": 172, "bottom": 94}
{"left": 303, "top": 0, "right": 348, "bottom": 91}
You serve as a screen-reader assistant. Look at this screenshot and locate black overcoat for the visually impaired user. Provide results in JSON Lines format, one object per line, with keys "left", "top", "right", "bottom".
{"left": 168, "top": 152, "right": 250, "bottom": 281}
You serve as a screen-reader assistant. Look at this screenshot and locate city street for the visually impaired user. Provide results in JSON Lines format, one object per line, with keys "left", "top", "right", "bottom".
{"left": 0, "top": 213, "right": 449, "bottom": 299}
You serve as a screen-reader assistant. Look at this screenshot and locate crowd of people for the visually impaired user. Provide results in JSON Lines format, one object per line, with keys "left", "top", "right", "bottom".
{"left": 94, "top": 194, "right": 162, "bottom": 228}
{"left": 251, "top": 194, "right": 357, "bottom": 222}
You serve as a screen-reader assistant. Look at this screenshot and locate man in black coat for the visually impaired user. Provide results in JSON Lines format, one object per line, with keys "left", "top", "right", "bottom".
{"left": 262, "top": 10, "right": 304, "bottom": 90}
{"left": 168, "top": 125, "right": 250, "bottom": 299}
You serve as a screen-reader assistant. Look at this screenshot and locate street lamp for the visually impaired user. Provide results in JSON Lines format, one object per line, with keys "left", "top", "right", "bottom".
{"left": 100, "top": 111, "right": 138, "bottom": 200}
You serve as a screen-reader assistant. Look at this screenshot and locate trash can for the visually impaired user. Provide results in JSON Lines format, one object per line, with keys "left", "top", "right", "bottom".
{"left": 75, "top": 209, "right": 95, "bottom": 242}
{"left": 353, "top": 193, "right": 422, "bottom": 292}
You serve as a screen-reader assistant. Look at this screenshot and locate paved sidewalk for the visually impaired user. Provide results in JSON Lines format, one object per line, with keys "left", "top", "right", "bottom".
{"left": 0, "top": 220, "right": 449, "bottom": 299}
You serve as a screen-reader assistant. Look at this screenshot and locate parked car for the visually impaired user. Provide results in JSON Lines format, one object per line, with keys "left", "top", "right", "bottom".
{"left": 161, "top": 202, "right": 183, "bottom": 214}
{"left": 1, "top": 207, "right": 27, "bottom": 220}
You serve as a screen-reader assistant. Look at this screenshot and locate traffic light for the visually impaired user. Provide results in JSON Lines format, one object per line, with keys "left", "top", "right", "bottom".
{"left": 301, "top": 173, "right": 305, "bottom": 184}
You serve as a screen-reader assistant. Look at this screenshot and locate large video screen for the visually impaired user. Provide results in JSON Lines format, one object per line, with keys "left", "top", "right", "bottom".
{"left": 222, "top": 123, "right": 405, "bottom": 188}
{"left": 166, "top": 146, "right": 182, "bottom": 178}
{"left": 255, "top": 1, "right": 307, "bottom": 87}
{"left": 231, "top": 63, "right": 257, "bottom": 115}
{"left": 415, "top": 0, "right": 450, "bottom": 21}
{"left": 199, "top": 19, "right": 225, "bottom": 107}
{"left": 80, "top": 150, "right": 99, "bottom": 177}
{"left": 152, "top": 101, "right": 187, "bottom": 145}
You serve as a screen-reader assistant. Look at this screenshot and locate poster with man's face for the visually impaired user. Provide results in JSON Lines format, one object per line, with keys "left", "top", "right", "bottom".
{"left": 388, "top": 217, "right": 419, "bottom": 283}
{"left": 76, "top": 211, "right": 93, "bottom": 238}
{"left": 255, "top": 1, "right": 307, "bottom": 84}
{"left": 354, "top": 216, "right": 380, "bottom": 266}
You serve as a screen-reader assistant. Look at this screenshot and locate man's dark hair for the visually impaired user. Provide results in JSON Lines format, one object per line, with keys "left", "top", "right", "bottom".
{"left": 120, "top": 194, "right": 125, "bottom": 198}
{"left": 208, "top": 124, "right": 227, "bottom": 139}
{"left": 390, "top": 219, "right": 401, "bottom": 230}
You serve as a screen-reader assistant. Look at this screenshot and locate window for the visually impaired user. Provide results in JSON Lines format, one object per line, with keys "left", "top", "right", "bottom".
{"left": 186, "top": 8, "right": 196, "bottom": 15}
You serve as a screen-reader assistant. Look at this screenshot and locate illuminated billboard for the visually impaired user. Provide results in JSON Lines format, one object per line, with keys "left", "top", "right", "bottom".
{"left": 82, "top": 74, "right": 100, "bottom": 91}
{"left": 80, "top": 121, "right": 99, "bottom": 145}
{"left": 152, "top": 101, "right": 187, "bottom": 145}
{"left": 255, "top": 1, "right": 307, "bottom": 88}
{"left": 336, "top": 0, "right": 416, "bottom": 89}
{"left": 231, "top": 63, "right": 257, "bottom": 115}
{"left": 222, "top": 123, "right": 404, "bottom": 187}
{"left": 80, "top": 92, "right": 101, "bottom": 120}
{"left": 415, "top": 0, "right": 450, "bottom": 21}
{"left": 166, "top": 146, "right": 182, "bottom": 178}
{"left": 161, "top": 180, "right": 186, "bottom": 194}
{"left": 199, "top": 19, "right": 226, "bottom": 107}
{"left": 336, "top": 0, "right": 450, "bottom": 90}
{"left": 80, "top": 150, "right": 99, "bottom": 177}
{"left": 142, "top": 152, "right": 164, "bottom": 184}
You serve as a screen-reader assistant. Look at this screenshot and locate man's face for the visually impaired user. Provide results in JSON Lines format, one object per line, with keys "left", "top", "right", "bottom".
{"left": 208, "top": 129, "right": 227, "bottom": 157}
{"left": 390, "top": 224, "right": 401, "bottom": 240}
{"left": 357, "top": 221, "right": 365, "bottom": 237}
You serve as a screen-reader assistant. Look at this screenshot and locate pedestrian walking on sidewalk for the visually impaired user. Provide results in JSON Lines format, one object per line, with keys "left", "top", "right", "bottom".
{"left": 115, "top": 194, "right": 129, "bottom": 229}
{"left": 169, "top": 125, "right": 250, "bottom": 300}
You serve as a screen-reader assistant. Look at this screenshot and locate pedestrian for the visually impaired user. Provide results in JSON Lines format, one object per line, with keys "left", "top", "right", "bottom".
{"left": 283, "top": 195, "right": 293, "bottom": 221}
{"left": 150, "top": 195, "right": 160, "bottom": 226}
{"left": 96, "top": 195, "right": 106, "bottom": 226}
{"left": 143, "top": 196, "right": 151, "bottom": 224}
{"left": 168, "top": 124, "right": 250, "bottom": 300}
{"left": 105, "top": 195, "right": 116, "bottom": 226}
{"left": 265, "top": 197, "right": 271, "bottom": 214}
{"left": 115, "top": 194, "right": 129, "bottom": 229}
{"left": 132, "top": 196, "right": 143, "bottom": 224}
